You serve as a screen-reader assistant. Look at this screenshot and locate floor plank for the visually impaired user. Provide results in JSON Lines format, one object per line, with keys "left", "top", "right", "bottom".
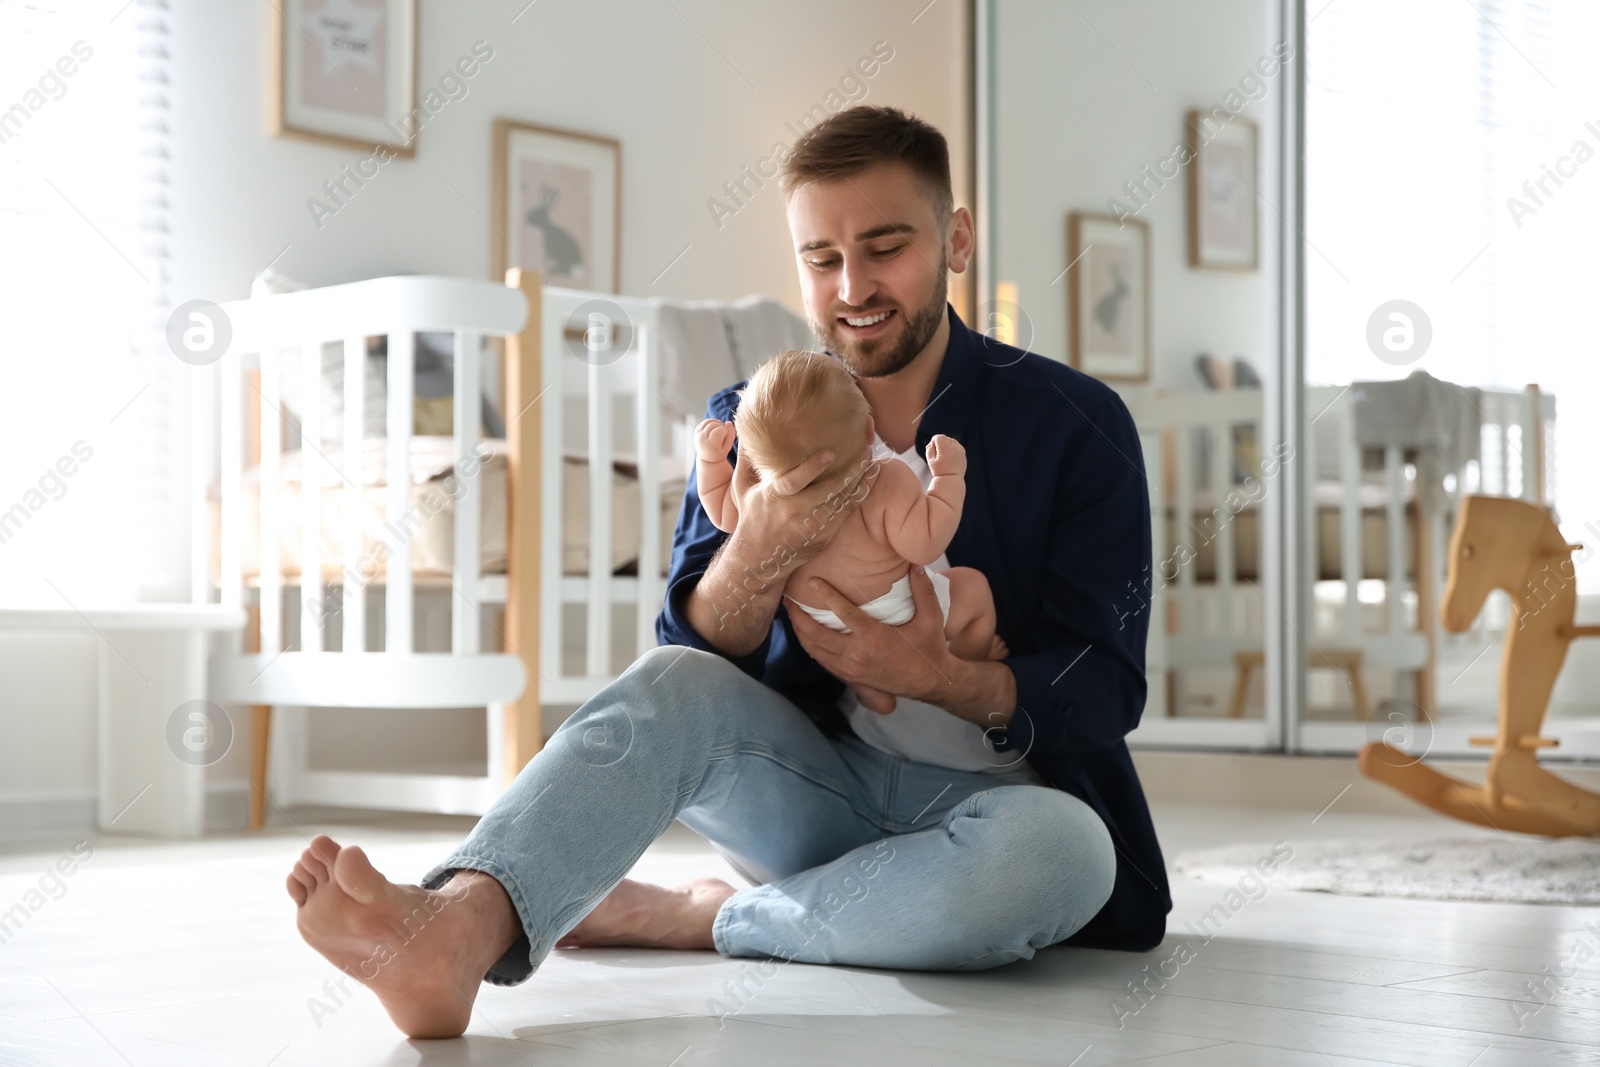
{"left": 3, "top": 803, "right": 1599, "bottom": 1066}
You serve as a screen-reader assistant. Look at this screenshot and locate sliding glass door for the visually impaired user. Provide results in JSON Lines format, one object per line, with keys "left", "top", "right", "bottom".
{"left": 1299, "top": 0, "right": 1600, "bottom": 760}
{"left": 981, "top": 0, "right": 1292, "bottom": 748}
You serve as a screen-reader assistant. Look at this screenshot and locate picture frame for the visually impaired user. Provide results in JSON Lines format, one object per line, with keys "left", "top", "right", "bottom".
{"left": 492, "top": 119, "right": 621, "bottom": 292}
{"left": 1066, "top": 212, "right": 1150, "bottom": 383}
{"left": 1186, "top": 109, "right": 1259, "bottom": 271}
{"left": 268, "top": 0, "right": 419, "bottom": 156}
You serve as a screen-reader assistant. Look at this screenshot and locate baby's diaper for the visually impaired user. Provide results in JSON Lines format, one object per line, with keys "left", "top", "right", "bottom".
{"left": 788, "top": 567, "right": 951, "bottom": 633}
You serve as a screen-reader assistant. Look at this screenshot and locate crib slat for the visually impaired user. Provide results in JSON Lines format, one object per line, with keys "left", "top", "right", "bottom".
{"left": 191, "top": 364, "right": 213, "bottom": 605}
{"left": 634, "top": 318, "right": 661, "bottom": 660}
{"left": 386, "top": 332, "right": 414, "bottom": 653}
{"left": 342, "top": 335, "right": 366, "bottom": 654}
{"left": 1497, "top": 421, "right": 1510, "bottom": 497}
{"left": 587, "top": 335, "right": 614, "bottom": 679}
{"left": 1339, "top": 403, "right": 1362, "bottom": 643}
{"left": 1209, "top": 421, "right": 1234, "bottom": 632}
{"left": 453, "top": 330, "right": 482, "bottom": 656}
{"left": 299, "top": 343, "right": 323, "bottom": 654}
{"left": 219, "top": 355, "right": 242, "bottom": 611}
{"left": 1385, "top": 446, "right": 1406, "bottom": 634}
{"left": 260, "top": 347, "right": 283, "bottom": 654}
{"left": 1173, "top": 430, "right": 1195, "bottom": 630}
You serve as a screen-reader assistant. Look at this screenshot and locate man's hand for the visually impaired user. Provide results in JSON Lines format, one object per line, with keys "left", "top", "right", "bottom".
{"left": 685, "top": 446, "right": 878, "bottom": 657}
{"left": 925, "top": 434, "right": 966, "bottom": 477}
{"left": 788, "top": 566, "right": 1017, "bottom": 726}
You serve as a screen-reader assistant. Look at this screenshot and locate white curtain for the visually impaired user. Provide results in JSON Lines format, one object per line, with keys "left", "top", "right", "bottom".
{"left": 0, "top": 0, "right": 176, "bottom": 604}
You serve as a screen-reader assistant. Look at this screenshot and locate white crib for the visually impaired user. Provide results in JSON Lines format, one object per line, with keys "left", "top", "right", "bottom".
{"left": 199, "top": 272, "right": 689, "bottom": 827}
{"left": 1128, "top": 380, "right": 1556, "bottom": 726}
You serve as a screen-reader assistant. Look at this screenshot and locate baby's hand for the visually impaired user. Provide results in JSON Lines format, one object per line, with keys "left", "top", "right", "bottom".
{"left": 694, "top": 418, "right": 737, "bottom": 462}
{"left": 925, "top": 434, "right": 966, "bottom": 477}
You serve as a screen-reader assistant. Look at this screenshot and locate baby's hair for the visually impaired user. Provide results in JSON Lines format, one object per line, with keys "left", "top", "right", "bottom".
{"left": 735, "top": 350, "right": 871, "bottom": 481}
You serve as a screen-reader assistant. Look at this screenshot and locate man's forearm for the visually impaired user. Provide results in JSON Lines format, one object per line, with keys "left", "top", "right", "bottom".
{"left": 684, "top": 535, "right": 788, "bottom": 657}
{"left": 925, "top": 656, "right": 1017, "bottom": 729}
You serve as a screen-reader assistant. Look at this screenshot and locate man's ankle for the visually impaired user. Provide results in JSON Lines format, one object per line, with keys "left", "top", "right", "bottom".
{"left": 444, "top": 869, "right": 523, "bottom": 960}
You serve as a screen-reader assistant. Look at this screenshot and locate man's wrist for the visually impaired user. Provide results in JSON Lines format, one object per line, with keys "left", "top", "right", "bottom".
{"left": 928, "top": 654, "right": 1017, "bottom": 727}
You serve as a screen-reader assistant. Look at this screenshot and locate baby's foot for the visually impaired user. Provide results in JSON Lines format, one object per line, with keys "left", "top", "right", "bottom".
{"left": 988, "top": 635, "right": 1009, "bottom": 660}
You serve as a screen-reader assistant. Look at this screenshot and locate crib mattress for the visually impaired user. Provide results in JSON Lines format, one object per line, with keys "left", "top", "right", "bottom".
{"left": 208, "top": 437, "right": 686, "bottom": 584}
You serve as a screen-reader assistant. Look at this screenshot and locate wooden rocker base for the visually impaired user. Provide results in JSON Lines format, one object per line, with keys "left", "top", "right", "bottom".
{"left": 1359, "top": 742, "right": 1600, "bottom": 838}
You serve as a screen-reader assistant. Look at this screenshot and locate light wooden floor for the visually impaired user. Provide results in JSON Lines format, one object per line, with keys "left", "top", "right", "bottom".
{"left": 2, "top": 802, "right": 1597, "bottom": 1066}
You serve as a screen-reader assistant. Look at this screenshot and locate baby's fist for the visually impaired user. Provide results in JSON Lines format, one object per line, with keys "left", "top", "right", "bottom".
{"left": 694, "top": 418, "right": 737, "bottom": 461}
{"left": 925, "top": 434, "right": 966, "bottom": 476}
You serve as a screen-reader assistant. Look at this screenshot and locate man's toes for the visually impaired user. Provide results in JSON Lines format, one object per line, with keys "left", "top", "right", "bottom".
{"left": 287, "top": 871, "right": 309, "bottom": 907}
{"left": 298, "top": 850, "right": 331, "bottom": 886}
{"left": 307, "top": 835, "right": 342, "bottom": 871}
{"left": 293, "top": 861, "right": 325, "bottom": 900}
{"left": 332, "top": 844, "right": 385, "bottom": 905}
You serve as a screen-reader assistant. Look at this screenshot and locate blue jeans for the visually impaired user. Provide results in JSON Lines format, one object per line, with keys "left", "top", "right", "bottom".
{"left": 421, "top": 645, "right": 1117, "bottom": 985}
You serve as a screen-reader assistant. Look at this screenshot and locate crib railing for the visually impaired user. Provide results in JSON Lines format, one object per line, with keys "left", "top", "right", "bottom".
{"left": 200, "top": 272, "right": 695, "bottom": 818}
{"left": 203, "top": 276, "right": 530, "bottom": 809}
{"left": 1129, "top": 380, "right": 1556, "bottom": 724}
{"left": 537, "top": 287, "right": 683, "bottom": 704}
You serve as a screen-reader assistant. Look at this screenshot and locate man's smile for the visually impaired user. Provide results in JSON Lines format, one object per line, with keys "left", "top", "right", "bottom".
{"left": 837, "top": 307, "right": 897, "bottom": 338}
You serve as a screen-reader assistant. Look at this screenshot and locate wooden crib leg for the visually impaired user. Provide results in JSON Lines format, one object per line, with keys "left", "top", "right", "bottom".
{"left": 1230, "top": 650, "right": 1262, "bottom": 718}
{"left": 245, "top": 599, "right": 270, "bottom": 830}
{"left": 250, "top": 706, "right": 272, "bottom": 830}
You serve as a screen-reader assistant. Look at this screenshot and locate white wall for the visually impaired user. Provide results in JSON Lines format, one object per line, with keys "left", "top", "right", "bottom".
{"left": 170, "top": 0, "right": 971, "bottom": 311}
{"left": 0, "top": 0, "right": 971, "bottom": 831}
{"left": 991, "top": 0, "right": 1283, "bottom": 392}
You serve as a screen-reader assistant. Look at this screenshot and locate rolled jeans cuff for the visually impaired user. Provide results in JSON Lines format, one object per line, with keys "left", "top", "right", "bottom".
{"left": 421, "top": 852, "right": 542, "bottom": 987}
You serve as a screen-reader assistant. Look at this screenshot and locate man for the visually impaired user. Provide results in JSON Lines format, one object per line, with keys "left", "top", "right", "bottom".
{"left": 286, "top": 105, "right": 1169, "bottom": 1040}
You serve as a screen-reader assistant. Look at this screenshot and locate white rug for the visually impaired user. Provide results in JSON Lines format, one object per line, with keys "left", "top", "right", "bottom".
{"left": 1174, "top": 837, "right": 1600, "bottom": 905}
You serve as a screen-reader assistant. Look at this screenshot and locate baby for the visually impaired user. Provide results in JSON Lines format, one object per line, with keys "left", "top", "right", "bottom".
{"left": 694, "top": 349, "right": 1006, "bottom": 662}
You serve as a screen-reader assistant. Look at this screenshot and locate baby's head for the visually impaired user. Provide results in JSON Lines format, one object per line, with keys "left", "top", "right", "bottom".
{"left": 735, "top": 350, "right": 872, "bottom": 482}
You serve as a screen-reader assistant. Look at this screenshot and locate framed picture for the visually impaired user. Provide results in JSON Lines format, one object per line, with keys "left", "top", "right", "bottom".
{"left": 1067, "top": 212, "right": 1150, "bottom": 383}
{"left": 492, "top": 119, "right": 621, "bottom": 292}
{"left": 268, "top": 0, "right": 419, "bottom": 156}
{"left": 1186, "top": 110, "right": 1258, "bottom": 271}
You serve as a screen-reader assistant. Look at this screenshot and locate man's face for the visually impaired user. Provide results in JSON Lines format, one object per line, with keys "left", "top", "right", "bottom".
{"left": 786, "top": 162, "right": 954, "bottom": 379}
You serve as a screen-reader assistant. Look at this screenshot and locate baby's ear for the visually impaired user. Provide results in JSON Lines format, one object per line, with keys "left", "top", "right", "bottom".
{"left": 862, "top": 413, "right": 875, "bottom": 445}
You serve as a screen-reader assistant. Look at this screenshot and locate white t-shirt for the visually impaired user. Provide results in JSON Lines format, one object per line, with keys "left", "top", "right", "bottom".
{"left": 842, "top": 435, "right": 1028, "bottom": 775}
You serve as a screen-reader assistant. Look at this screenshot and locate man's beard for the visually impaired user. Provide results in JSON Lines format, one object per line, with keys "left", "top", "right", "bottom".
{"left": 811, "top": 270, "right": 948, "bottom": 380}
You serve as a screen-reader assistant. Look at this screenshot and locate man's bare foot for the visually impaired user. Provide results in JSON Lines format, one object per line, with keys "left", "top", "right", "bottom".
{"left": 989, "top": 635, "right": 1009, "bottom": 660}
{"left": 554, "top": 877, "right": 735, "bottom": 951}
{"left": 286, "top": 835, "right": 520, "bottom": 1039}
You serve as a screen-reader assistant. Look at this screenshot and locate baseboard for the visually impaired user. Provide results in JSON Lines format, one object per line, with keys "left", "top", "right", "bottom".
{"left": 1131, "top": 750, "right": 1600, "bottom": 814}
{"left": 0, "top": 791, "right": 96, "bottom": 837}
{"left": 0, "top": 784, "right": 253, "bottom": 839}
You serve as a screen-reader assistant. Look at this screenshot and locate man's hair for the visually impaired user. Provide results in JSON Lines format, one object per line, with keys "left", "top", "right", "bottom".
{"left": 780, "top": 105, "right": 953, "bottom": 222}
{"left": 736, "top": 350, "right": 871, "bottom": 480}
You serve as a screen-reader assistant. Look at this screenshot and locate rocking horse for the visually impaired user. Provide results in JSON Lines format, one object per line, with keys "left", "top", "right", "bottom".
{"left": 1359, "top": 495, "right": 1600, "bottom": 837}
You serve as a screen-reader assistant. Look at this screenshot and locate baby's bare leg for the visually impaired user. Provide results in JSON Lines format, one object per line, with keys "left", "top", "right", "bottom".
{"left": 938, "top": 566, "right": 1006, "bottom": 660}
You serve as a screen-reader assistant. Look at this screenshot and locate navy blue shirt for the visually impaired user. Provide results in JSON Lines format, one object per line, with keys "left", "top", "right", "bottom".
{"left": 656, "top": 306, "right": 1170, "bottom": 952}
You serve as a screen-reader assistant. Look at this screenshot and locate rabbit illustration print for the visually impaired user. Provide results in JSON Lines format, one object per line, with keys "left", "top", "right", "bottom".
{"left": 526, "top": 185, "right": 585, "bottom": 279}
{"left": 493, "top": 119, "right": 620, "bottom": 292}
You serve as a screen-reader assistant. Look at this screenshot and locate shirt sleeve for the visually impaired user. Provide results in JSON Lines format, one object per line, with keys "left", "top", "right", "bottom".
{"left": 994, "top": 388, "right": 1151, "bottom": 760}
{"left": 654, "top": 389, "right": 774, "bottom": 678}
